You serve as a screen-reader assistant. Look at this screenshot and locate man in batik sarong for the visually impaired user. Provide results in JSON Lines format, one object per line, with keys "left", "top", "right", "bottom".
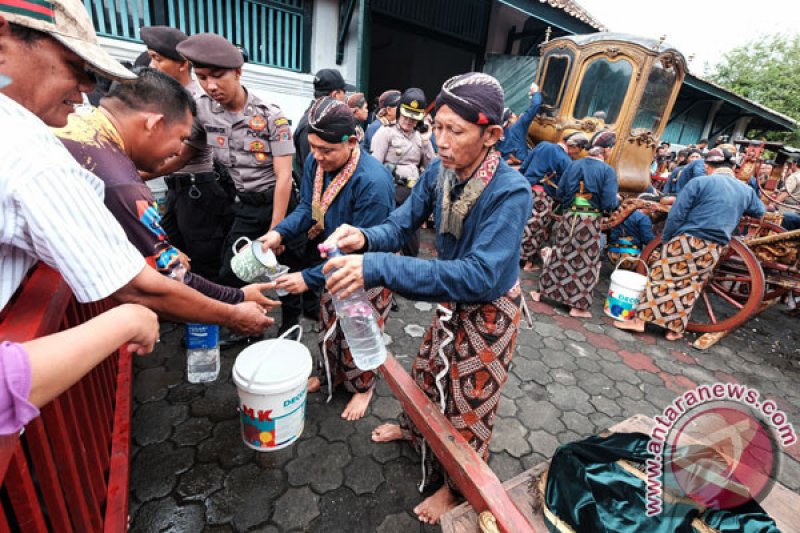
{"left": 519, "top": 132, "right": 589, "bottom": 271}
{"left": 531, "top": 130, "right": 619, "bottom": 317}
{"left": 259, "top": 97, "right": 395, "bottom": 420}
{"left": 616, "top": 146, "right": 765, "bottom": 340}
{"left": 322, "top": 73, "right": 531, "bottom": 524}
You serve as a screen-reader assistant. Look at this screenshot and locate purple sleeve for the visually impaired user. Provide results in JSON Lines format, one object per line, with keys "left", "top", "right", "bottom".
{"left": 183, "top": 272, "right": 244, "bottom": 304}
{"left": 0, "top": 342, "right": 40, "bottom": 435}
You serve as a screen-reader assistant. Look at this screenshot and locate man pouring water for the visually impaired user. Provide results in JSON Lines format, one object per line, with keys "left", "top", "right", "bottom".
{"left": 321, "top": 73, "right": 531, "bottom": 524}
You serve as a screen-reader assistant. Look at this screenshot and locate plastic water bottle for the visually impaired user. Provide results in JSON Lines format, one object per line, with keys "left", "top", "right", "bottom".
{"left": 185, "top": 323, "right": 220, "bottom": 383}
{"left": 321, "top": 244, "right": 387, "bottom": 370}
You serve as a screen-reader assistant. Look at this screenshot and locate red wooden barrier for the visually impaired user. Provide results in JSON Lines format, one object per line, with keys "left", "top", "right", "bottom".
{"left": 0, "top": 265, "right": 132, "bottom": 532}
{"left": 380, "top": 354, "right": 535, "bottom": 533}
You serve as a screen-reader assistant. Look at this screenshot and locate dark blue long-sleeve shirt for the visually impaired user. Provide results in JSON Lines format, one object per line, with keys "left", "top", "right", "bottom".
{"left": 674, "top": 159, "right": 706, "bottom": 194}
{"left": 496, "top": 92, "right": 542, "bottom": 162}
{"left": 274, "top": 150, "right": 395, "bottom": 290}
{"left": 662, "top": 171, "right": 766, "bottom": 245}
{"left": 557, "top": 157, "right": 619, "bottom": 213}
{"left": 364, "top": 119, "right": 382, "bottom": 152}
{"left": 519, "top": 141, "right": 572, "bottom": 196}
{"left": 360, "top": 158, "right": 532, "bottom": 303}
{"left": 609, "top": 210, "right": 655, "bottom": 248}
{"left": 662, "top": 164, "right": 685, "bottom": 195}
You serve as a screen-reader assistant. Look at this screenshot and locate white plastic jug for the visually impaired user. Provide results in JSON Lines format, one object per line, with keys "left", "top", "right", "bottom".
{"left": 604, "top": 257, "right": 648, "bottom": 321}
{"left": 232, "top": 326, "right": 312, "bottom": 451}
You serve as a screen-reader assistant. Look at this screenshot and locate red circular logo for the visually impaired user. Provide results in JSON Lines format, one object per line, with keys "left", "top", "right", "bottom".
{"left": 665, "top": 405, "right": 778, "bottom": 509}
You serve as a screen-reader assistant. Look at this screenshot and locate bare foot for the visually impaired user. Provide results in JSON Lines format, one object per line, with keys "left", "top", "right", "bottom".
{"left": 665, "top": 331, "right": 684, "bottom": 341}
{"left": 529, "top": 290, "right": 541, "bottom": 302}
{"left": 569, "top": 308, "right": 592, "bottom": 318}
{"left": 371, "top": 423, "right": 404, "bottom": 442}
{"left": 414, "top": 485, "right": 458, "bottom": 524}
{"left": 307, "top": 376, "right": 321, "bottom": 393}
{"left": 341, "top": 388, "right": 373, "bottom": 421}
{"left": 522, "top": 261, "right": 538, "bottom": 272}
{"left": 614, "top": 318, "right": 645, "bottom": 332}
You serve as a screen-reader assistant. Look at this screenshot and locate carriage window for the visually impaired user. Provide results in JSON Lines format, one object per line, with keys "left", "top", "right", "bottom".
{"left": 632, "top": 58, "right": 677, "bottom": 132}
{"left": 540, "top": 55, "right": 570, "bottom": 111}
{"left": 573, "top": 57, "right": 634, "bottom": 124}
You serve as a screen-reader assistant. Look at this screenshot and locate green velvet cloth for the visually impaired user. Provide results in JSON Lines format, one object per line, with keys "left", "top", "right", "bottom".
{"left": 543, "top": 432, "right": 780, "bottom": 533}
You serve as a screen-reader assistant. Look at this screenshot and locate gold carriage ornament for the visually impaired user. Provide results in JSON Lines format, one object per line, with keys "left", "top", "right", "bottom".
{"left": 528, "top": 33, "right": 687, "bottom": 192}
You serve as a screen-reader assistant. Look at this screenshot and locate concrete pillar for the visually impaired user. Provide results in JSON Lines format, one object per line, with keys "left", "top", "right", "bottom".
{"left": 732, "top": 116, "right": 754, "bottom": 140}
{"left": 700, "top": 100, "right": 723, "bottom": 140}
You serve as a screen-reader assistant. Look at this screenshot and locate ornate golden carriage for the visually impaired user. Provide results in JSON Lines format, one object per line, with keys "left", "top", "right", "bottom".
{"left": 529, "top": 33, "right": 687, "bottom": 192}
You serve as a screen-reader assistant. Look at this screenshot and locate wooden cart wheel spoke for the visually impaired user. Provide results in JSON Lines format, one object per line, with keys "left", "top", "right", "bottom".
{"left": 708, "top": 282, "right": 746, "bottom": 309}
{"left": 701, "top": 291, "right": 718, "bottom": 324}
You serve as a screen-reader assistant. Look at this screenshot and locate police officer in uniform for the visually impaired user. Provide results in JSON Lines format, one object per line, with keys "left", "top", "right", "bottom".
{"left": 141, "top": 26, "right": 234, "bottom": 282}
{"left": 370, "top": 88, "right": 434, "bottom": 257}
{"left": 177, "top": 33, "right": 304, "bottom": 334}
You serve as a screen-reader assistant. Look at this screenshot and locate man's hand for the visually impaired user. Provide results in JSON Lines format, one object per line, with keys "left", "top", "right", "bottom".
{"left": 323, "top": 255, "right": 364, "bottom": 298}
{"left": 258, "top": 230, "right": 285, "bottom": 257}
{"left": 275, "top": 272, "right": 308, "bottom": 294}
{"left": 322, "top": 224, "right": 366, "bottom": 255}
{"left": 119, "top": 304, "right": 160, "bottom": 355}
{"left": 177, "top": 251, "right": 192, "bottom": 272}
{"left": 226, "top": 302, "right": 274, "bottom": 335}
{"left": 241, "top": 282, "right": 281, "bottom": 309}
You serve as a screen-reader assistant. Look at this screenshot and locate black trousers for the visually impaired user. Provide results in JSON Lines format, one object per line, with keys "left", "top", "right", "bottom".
{"left": 161, "top": 173, "right": 233, "bottom": 282}
{"left": 218, "top": 191, "right": 309, "bottom": 326}
{"left": 395, "top": 184, "right": 420, "bottom": 257}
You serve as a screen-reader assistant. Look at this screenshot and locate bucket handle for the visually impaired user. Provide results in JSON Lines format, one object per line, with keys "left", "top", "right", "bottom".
{"left": 616, "top": 256, "right": 649, "bottom": 277}
{"left": 244, "top": 325, "right": 304, "bottom": 389}
{"left": 233, "top": 236, "right": 251, "bottom": 255}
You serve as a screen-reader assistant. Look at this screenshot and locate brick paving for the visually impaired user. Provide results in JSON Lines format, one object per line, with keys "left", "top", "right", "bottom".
{"left": 129, "top": 231, "right": 800, "bottom": 532}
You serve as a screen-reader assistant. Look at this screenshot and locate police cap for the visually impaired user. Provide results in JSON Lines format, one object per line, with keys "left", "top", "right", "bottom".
{"left": 140, "top": 26, "right": 188, "bottom": 62}
{"left": 176, "top": 33, "right": 244, "bottom": 69}
{"left": 399, "top": 87, "right": 426, "bottom": 121}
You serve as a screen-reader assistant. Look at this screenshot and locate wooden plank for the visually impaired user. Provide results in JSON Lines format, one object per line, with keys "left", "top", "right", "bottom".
{"left": 6, "top": 448, "right": 48, "bottom": 533}
{"left": 443, "top": 414, "right": 800, "bottom": 532}
{"left": 104, "top": 348, "right": 133, "bottom": 533}
{"left": 380, "top": 354, "right": 534, "bottom": 533}
{"left": 25, "top": 418, "right": 75, "bottom": 533}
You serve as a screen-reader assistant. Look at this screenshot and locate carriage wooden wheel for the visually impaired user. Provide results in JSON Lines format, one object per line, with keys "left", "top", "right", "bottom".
{"left": 637, "top": 236, "right": 765, "bottom": 333}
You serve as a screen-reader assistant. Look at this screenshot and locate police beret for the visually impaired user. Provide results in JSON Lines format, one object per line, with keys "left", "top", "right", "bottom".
{"left": 140, "top": 26, "right": 188, "bottom": 62}
{"left": 176, "top": 33, "right": 244, "bottom": 69}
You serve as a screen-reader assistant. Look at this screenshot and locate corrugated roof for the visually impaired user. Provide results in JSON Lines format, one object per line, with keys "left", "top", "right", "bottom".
{"left": 543, "top": 0, "right": 607, "bottom": 31}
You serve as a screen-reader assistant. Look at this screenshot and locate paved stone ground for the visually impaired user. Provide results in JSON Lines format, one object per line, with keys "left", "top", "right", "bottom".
{"left": 129, "top": 231, "right": 800, "bottom": 532}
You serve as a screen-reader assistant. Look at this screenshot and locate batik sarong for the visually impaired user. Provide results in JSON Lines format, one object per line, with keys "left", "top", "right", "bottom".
{"left": 637, "top": 234, "right": 722, "bottom": 334}
{"left": 521, "top": 187, "right": 555, "bottom": 262}
{"left": 399, "top": 284, "right": 522, "bottom": 493}
{"left": 538, "top": 211, "right": 602, "bottom": 311}
{"left": 318, "top": 286, "right": 392, "bottom": 399}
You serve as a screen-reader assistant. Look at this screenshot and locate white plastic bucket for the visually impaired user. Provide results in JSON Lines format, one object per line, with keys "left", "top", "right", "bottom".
{"left": 232, "top": 326, "right": 312, "bottom": 451}
{"left": 604, "top": 258, "right": 648, "bottom": 321}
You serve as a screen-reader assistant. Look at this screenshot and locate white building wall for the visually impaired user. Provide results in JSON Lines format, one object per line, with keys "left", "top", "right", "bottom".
{"left": 98, "top": 0, "right": 361, "bottom": 128}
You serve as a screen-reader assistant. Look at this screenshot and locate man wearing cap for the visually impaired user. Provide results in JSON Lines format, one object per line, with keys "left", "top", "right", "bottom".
{"left": 519, "top": 131, "right": 588, "bottom": 272}
{"left": 141, "top": 26, "right": 234, "bottom": 283}
{"left": 531, "top": 130, "right": 619, "bottom": 318}
{"left": 617, "top": 146, "right": 765, "bottom": 340}
{"left": 0, "top": 0, "right": 272, "bottom": 335}
{"left": 321, "top": 72, "right": 531, "bottom": 524}
{"left": 370, "top": 87, "right": 435, "bottom": 257}
{"left": 496, "top": 83, "right": 542, "bottom": 164}
{"left": 258, "top": 97, "right": 394, "bottom": 421}
{"left": 663, "top": 148, "right": 703, "bottom": 195}
{"left": 365, "top": 89, "right": 400, "bottom": 152}
{"left": 55, "top": 68, "right": 278, "bottom": 312}
{"left": 294, "top": 68, "right": 354, "bottom": 175}
{"left": 176, "top": 32, "right": 304, "bottom": 335}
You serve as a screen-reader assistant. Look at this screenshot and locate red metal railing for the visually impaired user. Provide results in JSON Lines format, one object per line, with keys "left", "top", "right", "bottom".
{"left": 0, "top": 265, "right": 132, "bottom": 532}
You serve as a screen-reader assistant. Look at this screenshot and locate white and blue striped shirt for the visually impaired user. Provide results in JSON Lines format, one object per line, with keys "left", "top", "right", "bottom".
{"left": 0, "top": 93, "right": 145, "bottom": 310}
